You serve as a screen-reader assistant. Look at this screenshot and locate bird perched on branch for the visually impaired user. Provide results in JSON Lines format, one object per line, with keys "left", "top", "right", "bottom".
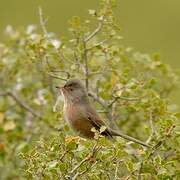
{"left": 56, "top": 79, "right": 151, "bottom": 148}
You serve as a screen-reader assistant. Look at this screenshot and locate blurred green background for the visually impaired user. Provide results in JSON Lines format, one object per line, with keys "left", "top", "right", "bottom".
{"left": 0, "top": 0, "right": 179, "bottom": 105}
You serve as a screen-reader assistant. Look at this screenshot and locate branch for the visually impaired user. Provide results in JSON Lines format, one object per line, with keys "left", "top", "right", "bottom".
{"left": 0, "top": 92, "right": 8, "bottom": 96}
{"left": 59, "top": 150, "right": 69, "bottom": 162}
{"left": 48, "top": 73, "right": 68, "bottom": 81}
{"left": 84, "top": 20, "right": 103, "bottom": 42}
{"left": 146, "top": 111, "right": 156, "bottom": 144}
{"left": 83, "top": 40, "right": 89, "bottom": 91}
{"left": 88, "top": 92, "right": 107, "bottom": 109}
{"left": 70, "top": 155, "right": 90, "bottom": 175}
{"left": 88, "top": 91, "right": 119, "bottom": 129}
{"left": 58, "top": 50, "right": 74, "bottom": 64}
{"left": 0, "top": 91, "right": 42, "bottom": 118}
{"left": 50, "top": 69, "right": 70, "bottom": 79}
{"left": 86, "top": 39, "right": 107, "bottom": 51}
{"left": 38, "top": 6, "right": 48, "bottom": 37}
{"left": 69, "top": 141, "right": 100, "bottom": 179}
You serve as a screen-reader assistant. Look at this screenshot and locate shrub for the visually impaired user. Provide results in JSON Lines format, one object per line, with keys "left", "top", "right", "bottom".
{"left": 0, "top": 0, "right": 179, "bottom": 179}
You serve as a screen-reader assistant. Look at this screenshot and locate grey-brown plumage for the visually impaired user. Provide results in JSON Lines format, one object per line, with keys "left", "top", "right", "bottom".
{"left": 57, "top": 79, "right": 151, "bottom": 148}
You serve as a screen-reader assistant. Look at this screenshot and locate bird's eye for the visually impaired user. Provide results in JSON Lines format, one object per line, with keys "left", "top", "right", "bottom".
{"left": 68, "top": 83, "right": 73, "bottom": 87}
{"left": 69, "top": 88, "right": 73, "bottom": 91}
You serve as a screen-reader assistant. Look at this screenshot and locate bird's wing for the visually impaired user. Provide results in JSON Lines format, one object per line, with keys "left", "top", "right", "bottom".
{"left": 83, "top": 105, "right": 113, "bottom": 137}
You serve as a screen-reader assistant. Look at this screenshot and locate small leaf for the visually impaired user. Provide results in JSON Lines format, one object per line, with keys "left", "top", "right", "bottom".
{"left": 154, "top": 155, "right": 161, "bottom": 165}
{"left": 153, "top": 53, "right": 161, "bottom": 61}
{"left": 100, "top": 126, "right": 107, "bottom": 133}
{"left": 65, "top": 136, "right": 80, "bottom": 144}
{"left": 91, "top": 127, "right": 96, "bottom": 133}
{"left": 48, "top": 160, "right": 58, "bottom": 169}
{"left": 88, "top": 9, "right": 96, "bottom": 16}
{"left": 3, "top": 121, "right": 16, "bottom": 131}
{"left": 0, "top": 143, "right": 5, "bottom": 150}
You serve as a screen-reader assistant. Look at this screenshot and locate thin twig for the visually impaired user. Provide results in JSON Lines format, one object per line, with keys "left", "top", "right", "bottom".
{"left": 59, "top": 150, "right": 69, "bottom": 162}
{"left": 50, "top": 70, "right": 71, "bottom": 81}
{"left": 137, "top": 161, "right": 143, "bottom": 180}
{"left": 88, "top": 92, "right": 107, "bottom": 109}
{"left": 146, "top": 111, "right": 156, "bottom": 144}
{"left": 58, "top": 50, "right": 74, "bottom": 64}
{"left": 83, "top": 40, "right": 89, "bottom": 91}
{"left": 69, "top": 141, "right": 100, "bottom": 179}
{"left": 108, "top": 95, "right": 143, "bottom": 108}
{"left": 72, "top": 172, "right": 80, "bottom": 180}
{"left": 48, "top": 73, "right": 67, "bottom": 81}
{"left": 114, "top": 161, "right": 120, "bottom": 179}
{"left": 70, "top": 154, "right": 91, "bottom": 175}
{"left": 86, "top": 39, "right": 107, "bottom": 51}
{"left": 88, "top": 92, "right": 118, "bottom": 129}
{"left": 84, "top": 20, "right": 103, "bottom": 42}
{"left": 38, "top": 6, "right": 48, "bottom": 36}
{"left": 0, "top": 92, "right": 8, "bottom": 96}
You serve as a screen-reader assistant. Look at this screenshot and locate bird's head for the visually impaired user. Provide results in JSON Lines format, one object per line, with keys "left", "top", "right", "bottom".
{"left": 56, "top": 79, "right": 88, "bottom": 103}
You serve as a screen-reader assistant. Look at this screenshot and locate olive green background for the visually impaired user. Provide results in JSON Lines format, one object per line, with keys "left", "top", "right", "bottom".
{"left": 0, "top": 0, "right": 179, "bottom": 105}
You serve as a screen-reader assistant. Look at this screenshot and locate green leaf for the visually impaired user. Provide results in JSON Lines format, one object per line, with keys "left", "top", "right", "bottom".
{"left": 88, "top": 9, "right": 96, "bottom": 16}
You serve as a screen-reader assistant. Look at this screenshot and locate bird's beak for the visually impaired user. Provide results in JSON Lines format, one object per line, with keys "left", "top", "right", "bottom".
{"left": 56, "top": 86, "right": 66, "bottom": 95}
{"left": 55, "top": 86, "right": 62, "bottom": 89}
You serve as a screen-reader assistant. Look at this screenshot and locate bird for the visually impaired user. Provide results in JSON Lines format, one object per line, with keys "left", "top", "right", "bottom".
{"left": 56, "top": 79, "right": 151, "bottom": 148}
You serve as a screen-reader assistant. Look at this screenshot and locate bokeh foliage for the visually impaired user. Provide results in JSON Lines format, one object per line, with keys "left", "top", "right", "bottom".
{"left": 0, "top": 0, "right": 179, "bottom": 179}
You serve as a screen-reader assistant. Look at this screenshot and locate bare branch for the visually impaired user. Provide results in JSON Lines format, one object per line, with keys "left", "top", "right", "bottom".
{"left": 48, "top": 73, "right": 68, "bottom": 81}
{"left": 59, "top": 150, "right": 69, "bottom": 162}
{"left": 0, "top": 91, "right": 42, "bottom": 118}
{"left": 108, "top": 96, "right": 142, "bottom": 107}
{"left": 84, "top": 20, "right": 103, "bottom": 42}
{"left": 50, "top": 69, "right": 71, "bottom": 79}
{"left": 88, "top": 91, "right": 119, "bottom": 129}
{"left": 88, "top": 92, "right": 107, "bottom": 109}
{"left": 83, "top": 41, "right": 89, "bottom": 91}
{"left": 87, "top": 39, "right": 107, "bottom": 51}
{"left": 146, "top": 111, "right": 156, "bottom": 144}
{"left": 58, "top": 50, "right": 74, "bottom": 64}
{"left": 38, "top": 6, "right": 48, "bottom": 36}
{"left": 70, "top": 155, "right": 90, "bottom": 176}
{"left": 0, "top": 92, "right": 8, "bottom": 96}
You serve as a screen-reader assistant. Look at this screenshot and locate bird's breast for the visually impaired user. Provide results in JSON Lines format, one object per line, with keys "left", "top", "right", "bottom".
{"left": 64, "top": 104, "right": 94, "bottom": 138}
{"left": 64, "top": 104, "right": 80, "bottom": 121}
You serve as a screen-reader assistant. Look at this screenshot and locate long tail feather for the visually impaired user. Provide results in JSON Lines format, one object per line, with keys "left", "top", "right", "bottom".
{"left": 110, "top": 129, "right": 151, "bottom": 148}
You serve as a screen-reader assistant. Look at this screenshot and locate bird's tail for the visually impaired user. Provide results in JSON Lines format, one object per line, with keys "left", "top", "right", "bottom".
{"left": 110, "top": 129, "right": 151, "bottom": 148}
